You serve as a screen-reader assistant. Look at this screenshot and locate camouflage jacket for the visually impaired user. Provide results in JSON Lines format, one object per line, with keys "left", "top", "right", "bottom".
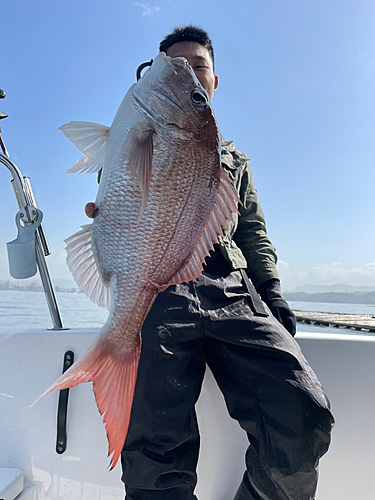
{"left": 218, "top": 138, "right": 279, "bottom": 288}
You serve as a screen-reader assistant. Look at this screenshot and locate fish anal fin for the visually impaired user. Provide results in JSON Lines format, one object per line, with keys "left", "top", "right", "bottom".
{"left": 123, "top": 123, "right": 155, "bottom": 216}
{"left": 38, "top": 339, "right": 141, "bottom": 470}
{"left": 65, "top": 224, "right": 110, "bottom": 309}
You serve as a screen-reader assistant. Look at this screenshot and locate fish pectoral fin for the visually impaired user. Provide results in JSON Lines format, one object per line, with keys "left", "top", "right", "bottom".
{"left": 37, "top": 339, "right": 141, "bottom": 470}
{"left": 122, "top": 123, "right": 155, "bottom": 216}
{"left": 60, "top": 121, "right": 110, "bottom": 173}
{"left": 65, "top": 224, "right": 110, "bottom": 309}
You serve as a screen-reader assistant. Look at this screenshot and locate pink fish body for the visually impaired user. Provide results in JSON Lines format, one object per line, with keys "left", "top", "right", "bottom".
{"left": 42, "top": 53, "right": 239, "bottom": 468}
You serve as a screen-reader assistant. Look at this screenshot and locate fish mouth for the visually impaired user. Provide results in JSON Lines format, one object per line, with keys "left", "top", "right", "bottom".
{"left": 132, "top": 53, "right": 191, "bottom": 130}
{"left": 157, "top": 52, "right": 189, "bottom": 74}
{"left": 169, "top": 56, "right": 189, "bottom": 73}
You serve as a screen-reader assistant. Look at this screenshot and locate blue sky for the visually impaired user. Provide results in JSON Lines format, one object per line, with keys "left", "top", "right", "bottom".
{"left": 0, "top": 0, "right": 374, "bottom": 291}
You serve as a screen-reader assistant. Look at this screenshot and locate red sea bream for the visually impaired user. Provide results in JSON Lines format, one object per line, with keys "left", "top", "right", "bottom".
{"left": 41, "top": 52, "right": 239, "bottom": 468}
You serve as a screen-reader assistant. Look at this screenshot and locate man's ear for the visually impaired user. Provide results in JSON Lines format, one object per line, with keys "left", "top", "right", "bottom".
{"left": 214, "top": 75, "right": 219, "bottom": 93}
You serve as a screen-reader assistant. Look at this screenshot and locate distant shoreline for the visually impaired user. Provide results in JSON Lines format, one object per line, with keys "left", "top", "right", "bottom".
{"left": 284, "top": 291, "right": 375, "bottom": 305}
{"left": 0, "top": 287, "right": 80, "bottom": 293}
{"left": 1, "top": 287, "right": 375, "bottom": 305}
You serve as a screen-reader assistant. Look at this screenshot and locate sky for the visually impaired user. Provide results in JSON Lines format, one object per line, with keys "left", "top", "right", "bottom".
{"left": 0, "top": 0, "right": 374, "bottom": 291}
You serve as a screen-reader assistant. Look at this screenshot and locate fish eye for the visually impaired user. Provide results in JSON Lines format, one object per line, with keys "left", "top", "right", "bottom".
{"left": 191, "top": 90, "right": 207, "bottom": 106}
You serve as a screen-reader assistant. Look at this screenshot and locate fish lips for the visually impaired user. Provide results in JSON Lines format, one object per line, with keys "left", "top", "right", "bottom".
{"left": 141, "top": 52, "right": 189, "bottom": 77}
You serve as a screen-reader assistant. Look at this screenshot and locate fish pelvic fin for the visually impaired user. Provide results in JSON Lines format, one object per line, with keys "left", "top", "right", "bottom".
{"left": 60, "top": 121, "right": 110, "bottom": 173}
{"left": 65, "top": 224, "right": 110, "bottom": 309}
{"left": 166, "top": 168, "right": 241, "bottom": 286}
{"left": 38, "top": 340, "right": 141, "bottom": 470}
{"left": 122, "top": 122, "right": 155, "bottom": 217}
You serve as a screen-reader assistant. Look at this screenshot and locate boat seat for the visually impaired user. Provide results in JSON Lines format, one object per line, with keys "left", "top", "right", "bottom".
{"left": 0, "top": 469, "right": 23, "bottom": 500}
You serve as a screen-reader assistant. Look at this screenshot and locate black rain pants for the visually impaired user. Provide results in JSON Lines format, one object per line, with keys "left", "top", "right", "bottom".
{"left": 121, "top": 255, "right": 334, "bottom": 500}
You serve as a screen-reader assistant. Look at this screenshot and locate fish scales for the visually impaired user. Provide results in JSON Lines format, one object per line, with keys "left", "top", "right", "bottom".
{"left": 39, "top": 52, "right": 239, "bottom": 468}
{"left": 93, "top": 139, "right": 219, "bottom": 322}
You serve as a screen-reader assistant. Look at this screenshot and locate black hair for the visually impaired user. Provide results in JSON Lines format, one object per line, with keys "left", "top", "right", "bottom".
{"left": 159, "top": 25, "right": 215, "bottom": 70}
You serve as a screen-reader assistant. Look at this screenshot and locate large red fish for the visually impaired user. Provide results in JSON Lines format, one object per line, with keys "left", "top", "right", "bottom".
{"left": 42, "top": 52, "right": 239, "bottom": 468}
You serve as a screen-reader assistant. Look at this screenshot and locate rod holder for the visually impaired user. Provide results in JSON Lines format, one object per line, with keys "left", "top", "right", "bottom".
{"left": 1, "top": 151, "right": 66, "bottom": 330}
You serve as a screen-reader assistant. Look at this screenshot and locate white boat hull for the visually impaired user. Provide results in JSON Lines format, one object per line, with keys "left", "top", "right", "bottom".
{"left": 1, "top": 330, "right": 374, "bottom": 499}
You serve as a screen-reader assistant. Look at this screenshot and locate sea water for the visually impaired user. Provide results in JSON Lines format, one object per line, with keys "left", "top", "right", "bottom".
{"left": 0, "top": 290, "right": 374, "bottom": 335}
{"left": 0, "top": 290, "right": 108, "bottom": 332}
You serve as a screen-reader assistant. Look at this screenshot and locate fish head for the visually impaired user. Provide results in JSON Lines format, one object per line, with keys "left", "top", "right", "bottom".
{"left": 133, "top": 52, "right": 219, "bottom": 141}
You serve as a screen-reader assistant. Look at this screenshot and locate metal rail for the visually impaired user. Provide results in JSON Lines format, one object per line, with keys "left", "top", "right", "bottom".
{"left": 1, "top": 151, "right": 65, "bottom": 330}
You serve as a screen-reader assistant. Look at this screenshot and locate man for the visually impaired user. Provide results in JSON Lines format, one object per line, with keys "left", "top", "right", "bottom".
{"left": 120, "top": 25, "right": 334, "bottom": 500}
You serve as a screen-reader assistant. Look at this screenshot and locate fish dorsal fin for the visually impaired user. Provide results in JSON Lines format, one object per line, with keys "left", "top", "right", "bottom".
{"left": 166, "top": 168, "right": 240, "bottom": 287}
{"left": 60, "top": 121, "right": 110, "bottom": 173}
{"left": 122, "top": 123, "right": 155, "bottom": 216}
{"left": 65, "top": 224, "right": 110, "bottom": 309}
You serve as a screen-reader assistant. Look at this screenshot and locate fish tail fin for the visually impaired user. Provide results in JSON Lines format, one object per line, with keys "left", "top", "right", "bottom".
{"left": 39, "top": 340, "right": 141, "bottom": 469}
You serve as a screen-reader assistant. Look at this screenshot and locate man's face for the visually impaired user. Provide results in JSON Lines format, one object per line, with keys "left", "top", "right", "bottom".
{"left": 166, "top": 41, "right": 219, "bottom": 101}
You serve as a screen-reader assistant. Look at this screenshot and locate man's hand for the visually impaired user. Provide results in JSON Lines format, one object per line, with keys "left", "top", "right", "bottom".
{"left": 257, "top": 279, "right": 297, "bottom": 336}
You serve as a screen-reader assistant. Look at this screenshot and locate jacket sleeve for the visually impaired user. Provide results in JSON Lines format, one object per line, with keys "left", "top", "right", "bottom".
{"left": 232, "top": 159, "right": 280, "bottom": 288}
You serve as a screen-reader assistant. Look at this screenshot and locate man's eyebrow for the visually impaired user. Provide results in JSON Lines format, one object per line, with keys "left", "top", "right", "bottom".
{"left": 192, "top": 55, "right": 209, "bottom": 63}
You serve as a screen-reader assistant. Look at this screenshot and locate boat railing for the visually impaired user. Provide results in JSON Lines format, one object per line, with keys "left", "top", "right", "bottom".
{"left": 0, "top": 88, "right": 65, "bottom": 330}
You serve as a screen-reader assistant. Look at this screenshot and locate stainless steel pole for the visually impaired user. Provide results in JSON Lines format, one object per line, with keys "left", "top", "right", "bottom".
{"left": 23, "top": 177, "right": 51, "bottom": 256}
{"left": 1, "top": 152, "right": 66, "bottom": 330}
